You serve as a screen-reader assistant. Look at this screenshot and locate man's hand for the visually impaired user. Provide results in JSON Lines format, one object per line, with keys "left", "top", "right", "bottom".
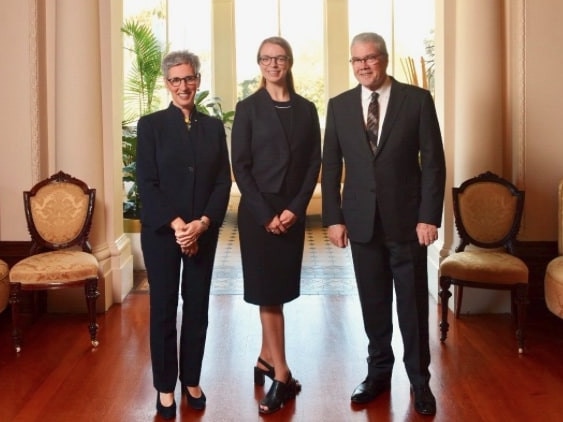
{"left": 327, "top": 224, "right": 348, "bottom": 248}
{"left": 416, "top": 223, "right": 438, "bottom": 246}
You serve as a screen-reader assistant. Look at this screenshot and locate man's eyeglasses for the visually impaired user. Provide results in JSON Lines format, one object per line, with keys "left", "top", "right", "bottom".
{"left": 167, "top": 74, "right": 200, "bottom": 87}
{"left": 258, "top": 55, "right": 290, "bottom": 66}
{"left": 349, "top": 54, "right": 385, "bottom": 66}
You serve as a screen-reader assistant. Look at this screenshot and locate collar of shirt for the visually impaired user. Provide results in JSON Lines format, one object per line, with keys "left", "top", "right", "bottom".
{"left": 362, "top": 76, "right": 391, "bottom": 124}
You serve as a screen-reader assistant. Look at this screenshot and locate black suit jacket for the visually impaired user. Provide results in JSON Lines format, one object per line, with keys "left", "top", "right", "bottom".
{"left": 136, "top": 103, "right": 232, "bottom": 231}
{"left": 231, "top": 88, "right": 321, "bottom": 225}
{"left": 322, "top": 78, "right": 446, "bottom": 243}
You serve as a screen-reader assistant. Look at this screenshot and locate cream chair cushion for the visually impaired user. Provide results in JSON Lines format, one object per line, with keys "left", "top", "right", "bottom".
{"left": 440, "top": 250, "right": 529, "bottom": 285}
{"left": 545, "top": 257, "right": 563, "bottom": 318}
{"left": 9, "top": 250, "right": 99, "bottom": 286}
{"left": 544, "top": 180, "right": 563, "bottom": 318}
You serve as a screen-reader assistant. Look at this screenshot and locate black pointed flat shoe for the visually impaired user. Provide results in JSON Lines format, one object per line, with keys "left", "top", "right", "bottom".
{"left": 184, "top": 385, "right": 206, "bottom": 410}
{"left": 156, "top": 392, "right": 176, "bottom": 420}
{"left": 254, "top": 357, "right": 275, "bottom": 386}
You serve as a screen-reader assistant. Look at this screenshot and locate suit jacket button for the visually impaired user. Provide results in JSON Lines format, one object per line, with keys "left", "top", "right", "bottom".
{"left": 187, "top": 166, "right": 194, "bottom": 172}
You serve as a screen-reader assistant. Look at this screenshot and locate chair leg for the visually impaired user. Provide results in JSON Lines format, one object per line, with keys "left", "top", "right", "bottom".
{"left": 438, "top": 276, "right": 452, "bottom": 342}
{"left": 84, "top": 278, "right": 100, "bottom": 348}
{"left": 454, "top": 286, "right": 464, "bottom": 318}
{"left": 9, "top": 283, "right": 23, "bottom": 353}
{"left": 37, "top": 291, "right": 48, "bottom": 314}
{"left": 514, "top": 284, "right": 529, "bottom": 354}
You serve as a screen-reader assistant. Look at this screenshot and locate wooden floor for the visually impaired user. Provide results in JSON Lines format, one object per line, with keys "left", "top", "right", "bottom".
{"left": 1, "top": 292, "right": 563, "bottom": 422}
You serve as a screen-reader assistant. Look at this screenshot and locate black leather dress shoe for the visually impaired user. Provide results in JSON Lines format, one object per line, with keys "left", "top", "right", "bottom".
{"left": 350, "top": 379, "right": 391, "bottom": 404}
{"left": 411, "top": 384, "right": 436, "bottom": 415}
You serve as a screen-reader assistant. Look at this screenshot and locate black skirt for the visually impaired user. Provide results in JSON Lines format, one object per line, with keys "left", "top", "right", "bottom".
{"left": 237, "top": 195, "right": 305, "bottom": 305}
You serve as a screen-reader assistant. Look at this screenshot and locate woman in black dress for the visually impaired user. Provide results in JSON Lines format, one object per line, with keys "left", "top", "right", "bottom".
{"left": 231, "top": 36, "right": 321, "bottom": 414}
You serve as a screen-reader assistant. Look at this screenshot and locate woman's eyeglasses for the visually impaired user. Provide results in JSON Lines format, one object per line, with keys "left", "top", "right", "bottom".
{"left": 258, "top": 55, "right": 290, "bottom": 66}
{"left": 167, "top": 74, "right": 200, "bottom": 87}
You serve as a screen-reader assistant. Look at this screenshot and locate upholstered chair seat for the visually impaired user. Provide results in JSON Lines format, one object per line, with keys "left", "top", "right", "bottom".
{"left": 440, "top": 250, "right": 529, "bottom": 285}
{"left": 9, "top": 250, "right": 99, "bottom": 285}
{"left": 544, "top": 180, "right": 563, "bottom": 318}
{"left": 545, "top": 257, "right": 563, "bottom": 317}
{"left": 0, "top": 259, "right": 9, "bottom": 313}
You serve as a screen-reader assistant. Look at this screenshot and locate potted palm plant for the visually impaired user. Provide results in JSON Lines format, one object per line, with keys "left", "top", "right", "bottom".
{"left": 121, "top": 20, "right": 235, "bottom": 228}
{"left": 195, "top": 90, "right": 235, "bottom": 130}
{"left": 121, "top": 20, "right": 165, "bottom": 270}
{"left": 122, "top": 19, "right": 165, "bottom": 230}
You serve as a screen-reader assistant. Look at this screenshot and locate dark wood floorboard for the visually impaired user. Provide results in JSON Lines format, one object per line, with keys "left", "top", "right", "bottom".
{"left": 1, "top": 293, "right": 563, "bottom": 421}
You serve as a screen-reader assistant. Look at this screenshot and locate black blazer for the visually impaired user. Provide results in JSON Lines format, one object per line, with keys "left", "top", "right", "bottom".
{"left": 136, "top": 103, "right": 232, "bottom": 231}
{"left": 322, "top": 78, "right": 446, "bottom": 243}
{"left": 231, "top": 88, "right": 321, "bottom": 225}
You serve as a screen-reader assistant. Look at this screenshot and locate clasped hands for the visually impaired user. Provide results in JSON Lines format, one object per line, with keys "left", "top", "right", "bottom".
{"left": 264, "top": 209, "right": 296, "bottom": 235}
{"left": 171, "top": 217, "right": 208, "bottom": 257}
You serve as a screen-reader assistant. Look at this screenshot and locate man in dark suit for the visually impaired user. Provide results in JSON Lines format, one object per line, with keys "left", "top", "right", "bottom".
{"left": 321, "top": 32, "right": 446, "bottom": 416}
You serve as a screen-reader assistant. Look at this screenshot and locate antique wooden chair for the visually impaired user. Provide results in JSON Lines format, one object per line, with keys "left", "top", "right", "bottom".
{"left": 544, "top": 179, "right": 563, "bottom": 318}
{"left": 8, "top": 171, "right": 100, "bottom": 353}
{"left": 438, "top": 171, "right": 529, "bottom": 353}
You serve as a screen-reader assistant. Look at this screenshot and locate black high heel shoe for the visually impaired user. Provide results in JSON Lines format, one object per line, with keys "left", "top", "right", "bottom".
{"left": 258, "top": 372, "right": 301, "bottom": 414}
{"left": 254, "top": 357, "right": 275, "bottom": 386}
{"left": 156, "top": 392, "right": 176, "bottom": 419}
{"left": 183, "top": 385, "right": 206, "bottom": 410}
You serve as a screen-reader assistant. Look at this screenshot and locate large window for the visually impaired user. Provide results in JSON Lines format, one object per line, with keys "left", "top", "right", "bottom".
{"left": 123, "top": 0, "right": 214, "bottom": 106}
{"left": 123, "top": 0, "right": 435, "bottom": 119}
{"left": 348, "top": 0, "right": 435, "bottom": 90}
{"left": 167, "top": 0, "right": 212, "bottom": 89}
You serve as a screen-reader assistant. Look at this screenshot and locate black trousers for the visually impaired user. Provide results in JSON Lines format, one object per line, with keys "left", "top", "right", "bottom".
{"left": 349, "top": 216, "right": 431, "bottom": 388}
{"left": 141, "top": 226, "right": 219, "bottom": 392}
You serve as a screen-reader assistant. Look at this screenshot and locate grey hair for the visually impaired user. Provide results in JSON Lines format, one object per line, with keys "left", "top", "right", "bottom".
{"left": 161, "top": 50, "right": 201, "bottom": 77}
{"left": 350, "top": 32, "right": 389, "bottom": 56}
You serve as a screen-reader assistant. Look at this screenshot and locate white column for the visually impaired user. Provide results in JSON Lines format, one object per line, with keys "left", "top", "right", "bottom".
{"left": 211, "top": 0, "right": 237, "bottom": 114}
{"left": 324, "top": 0, "right": 350, "bottom": 99}
{"left": 453, "top": 0, "right": 504, "bottom": 184}
{"left": 450, "top": 0, "right": 508, "bottom": 313}
{"left": 46, "top": 0, "right": 131, "bottom": 311}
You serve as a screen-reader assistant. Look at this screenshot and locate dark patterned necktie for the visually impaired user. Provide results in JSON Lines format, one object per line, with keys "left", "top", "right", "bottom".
{"left": 366, "top": 91, "right": 380, "bottom": 154}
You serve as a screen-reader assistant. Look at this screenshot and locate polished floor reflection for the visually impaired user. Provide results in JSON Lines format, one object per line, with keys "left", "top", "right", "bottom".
{"left": 2, "top": 210, "right": 563, "bottom": 421}
{"left": 3, "top": 292, "right": 563, "bottom": 421}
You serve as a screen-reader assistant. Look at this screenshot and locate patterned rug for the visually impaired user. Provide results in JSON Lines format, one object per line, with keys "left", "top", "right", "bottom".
{"left": 132, "top": 212, "right": 357, "bottom": 295}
